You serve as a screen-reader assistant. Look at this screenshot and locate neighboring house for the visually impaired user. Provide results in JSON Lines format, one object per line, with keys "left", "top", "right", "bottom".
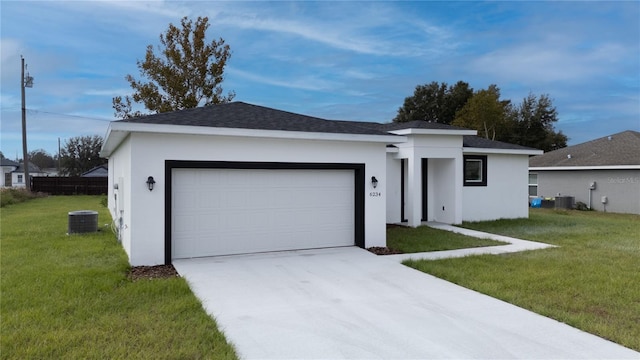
{"left": 100, "top": 102, "right": 541, "bottom": 266}
{"left": 42, "top": 168, "right": 61, "bottom": 177}
{"left": 10, "top": 162, "right": 48, "bottom": 189}
{"left": 529, "top": 130, "right": 640, "bottom": 214}
{"left": 81, "top": 165, "right": 108, "bottom": 177}
{"left": 1, "top": 158, "right": 19, "bottom": 187}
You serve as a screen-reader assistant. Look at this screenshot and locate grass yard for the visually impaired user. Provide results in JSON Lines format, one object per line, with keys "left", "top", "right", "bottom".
{"left": 404, "top": 208, "right": 640, "bottom": 351}
{"left": 1, "top": 196, "right": 237, "bottom": 359}
{"left": 386, "top": 224, "right": 506, "bottom": 253}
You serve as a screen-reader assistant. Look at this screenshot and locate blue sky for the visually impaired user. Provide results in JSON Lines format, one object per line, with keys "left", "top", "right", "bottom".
{"left": 1, "top": 1, "right": 639, "bottom": 158}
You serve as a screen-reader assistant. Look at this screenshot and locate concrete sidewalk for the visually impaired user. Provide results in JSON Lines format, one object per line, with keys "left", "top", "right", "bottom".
{"left": 386, "top": 222, "right": 556, "bottom": 261}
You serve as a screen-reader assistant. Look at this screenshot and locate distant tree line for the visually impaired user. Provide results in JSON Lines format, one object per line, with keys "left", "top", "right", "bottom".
{"left": 1, "top": 135, "right": 104, "bottom": 177}
{"left": 393, "top": 81, "right": 568, "bottom": 151}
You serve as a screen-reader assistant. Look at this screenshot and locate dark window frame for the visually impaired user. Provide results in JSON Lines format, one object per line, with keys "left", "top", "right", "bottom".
{"left": 463, "top": 155, "right": 487, "bottom": 187}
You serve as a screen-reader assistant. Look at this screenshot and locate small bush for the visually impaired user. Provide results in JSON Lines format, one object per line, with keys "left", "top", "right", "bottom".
{"left": 575, "top": 201, "right": 592, "bottom": 211}
{"left": 100, "top": 195, "right": 108, "bottom": 208}
{"left": 0, "top": 188, "right": 46, "bottom": 207}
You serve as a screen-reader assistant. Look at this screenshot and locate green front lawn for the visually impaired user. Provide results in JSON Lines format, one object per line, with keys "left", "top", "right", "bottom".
{"left": 387, "top": 225, "right": 506, "bottom": 253}
{"left": 404, "top": 208, "right": 640, "bottom": 351}
{"left": 1, "top": 196, "right": 237, "bottom": 359}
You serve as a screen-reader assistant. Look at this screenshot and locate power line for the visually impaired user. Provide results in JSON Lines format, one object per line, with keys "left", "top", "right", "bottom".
{"left": 29, "top": 109, "right": 114, "bottom": 122}
{"left": 0, "top": 107, "right": 114, "bottom": 122}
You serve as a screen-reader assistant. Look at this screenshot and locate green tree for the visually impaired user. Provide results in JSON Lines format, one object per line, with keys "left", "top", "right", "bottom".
{"left": 509, "top": 93, "right": 567, "bottom": 151}
{"left": 452, "top": 85, "right": 512, "bottom": 140}
{"left": 393, "top": 81, "right": 473, "bottom": 124}
{"left": 112, "top": 16, "right": 235, "bottom": 119}
{"left": 28, "top": 149, "right": 56, "bottom": 169}
{"left": 60, "top": 135, "right": 104, "bottom": 176}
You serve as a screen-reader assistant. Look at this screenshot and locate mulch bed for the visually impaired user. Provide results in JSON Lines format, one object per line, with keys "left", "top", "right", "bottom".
{"left": 128, "top": 264, "right": 179, "bottom": 280}
{"left": 367, "top": 246, "right": 403, "bottom": 255}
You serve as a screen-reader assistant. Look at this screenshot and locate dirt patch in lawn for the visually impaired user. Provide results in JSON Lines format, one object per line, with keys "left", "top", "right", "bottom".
{"left": 129, "top": 264, "right": 179, "bottom": 280}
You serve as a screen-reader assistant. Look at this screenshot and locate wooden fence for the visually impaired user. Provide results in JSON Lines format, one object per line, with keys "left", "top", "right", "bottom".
{"left": 31, "top": 177, "right": 108, "bottom": 195}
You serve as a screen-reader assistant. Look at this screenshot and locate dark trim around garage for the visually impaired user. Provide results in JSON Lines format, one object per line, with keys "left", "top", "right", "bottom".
{"left": 164, "top": 160, "right": 366, "bottom": 264}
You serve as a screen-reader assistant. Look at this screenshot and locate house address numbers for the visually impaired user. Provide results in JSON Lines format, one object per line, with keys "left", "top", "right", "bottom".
{"left": 369, "top": 191, "right": 382, "bottom": 197}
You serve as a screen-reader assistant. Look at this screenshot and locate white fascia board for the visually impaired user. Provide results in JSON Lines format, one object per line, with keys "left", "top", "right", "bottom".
{"left": 529, "top": 165, "right": 640, "bottom": 171}
{"left": 388, "top": 128, "right": 477, "bottom": 136}
{"left": 99, "top": 124, "right": 127, "bottom": 158}
{"left": 464, "top": 147, "right": 543, "bottom": 156}
{"left": 100, "top": 122, "right": 406, "bottom": 157}
{"left": 386, "top": 147, "right": 399, "bottom": 153}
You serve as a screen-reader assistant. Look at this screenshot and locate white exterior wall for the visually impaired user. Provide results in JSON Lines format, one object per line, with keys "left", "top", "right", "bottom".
{"left": 1, "top": 166, "right": 16, "bottom": 187}
{"left": 534, "top": 169, "right": 640, "bottom": 214}
{"left": 385, "top": 152, "right": 402, "bottom": 224}
{"left": 430, "top": 158, "right": 459, "bottom": 224}
{"left": 109, "top": 132, "right": 388, "bottom": 266}
{"left": 393, "top": 134, "right": 463, "bottom": 226}
{"left": 107, "top": 135, "right": 133, "bottom": 257}
{"left": 463, "top": 153, "right": 530, "bottom": 221}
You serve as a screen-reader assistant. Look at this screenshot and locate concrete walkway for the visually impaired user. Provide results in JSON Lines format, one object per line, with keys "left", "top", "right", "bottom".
{"left": 386, "top": 222, "right": 556, "bottom": 261}
{"left": 174, "top": 243, "right": 639, "bottom": 359}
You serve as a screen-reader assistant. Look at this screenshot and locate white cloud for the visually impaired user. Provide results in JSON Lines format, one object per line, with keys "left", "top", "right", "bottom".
{"left": 84, "top": 88, "right": 132, "bottom": 97}
{"left": 468, "top": 40, "right": 631, "bottom": 86}
{"left": 213, "top": 4, "right": 455, "bottom": 58}
{"left": 228, "top": 68, "right": 337, "bottom": 92}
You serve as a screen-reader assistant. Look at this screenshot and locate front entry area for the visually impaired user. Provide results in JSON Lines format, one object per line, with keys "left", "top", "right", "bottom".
{"left": 167, "top": 162, "right": 363, "bottom": 261}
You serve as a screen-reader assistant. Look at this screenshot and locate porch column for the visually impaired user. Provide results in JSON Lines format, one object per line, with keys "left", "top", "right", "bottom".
{"left": 406, "top": 155, "right": 422, "bottom": 227}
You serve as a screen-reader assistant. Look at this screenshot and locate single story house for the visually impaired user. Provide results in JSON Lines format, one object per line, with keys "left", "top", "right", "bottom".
{"left": 4, "top": 162, "right": 48, "bottom": 188}
{"left": 529, "top": 130, "right": 640, "bottom": 214}
{"left": 1, "top": 158, "right": 19, "bottom": 187}
{"left": 100, "top": 102, "right": 541, "bottom": 266}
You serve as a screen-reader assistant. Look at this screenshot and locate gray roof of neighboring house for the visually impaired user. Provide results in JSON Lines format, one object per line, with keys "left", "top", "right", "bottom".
{"left": 1, "top": 158, "right": 19, "bottom": 167}
{"left": 81, "top": 165, "right": 108, "bottom": 177}
{"left": 13, "top": 162, "right": 43, "bottom": 173}
{"left": 119, "top": 101, "right": 392, "bottom": 136}
{"left": 529, "top": 130, "right": 640, "bottom": 167}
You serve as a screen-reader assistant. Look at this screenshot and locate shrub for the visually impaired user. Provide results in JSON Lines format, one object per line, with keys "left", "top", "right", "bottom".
{"left": 575, "top": 201, "right": 592, "bottom": 211}
{"left": 0, "top": 188, "right": 46, "bottom": 207}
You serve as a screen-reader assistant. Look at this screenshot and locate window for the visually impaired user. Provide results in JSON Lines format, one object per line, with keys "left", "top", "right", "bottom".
{"left": 17, "top": 174, "right": 23, "bottom": 183}
{"left": 463, "top": 155, "right": 487, "bottom": 186}
{"left": 528, "top": 173, "right": 538, "bottom": 196}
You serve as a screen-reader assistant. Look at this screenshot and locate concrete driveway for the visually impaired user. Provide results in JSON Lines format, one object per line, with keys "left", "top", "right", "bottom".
{"left": 173, "top": 247, "right": 638, "bottom": 359}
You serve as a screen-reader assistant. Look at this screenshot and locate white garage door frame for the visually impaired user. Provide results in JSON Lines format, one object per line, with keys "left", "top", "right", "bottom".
{"left": 164, "top": 160, "right": 366, "bottom": 264}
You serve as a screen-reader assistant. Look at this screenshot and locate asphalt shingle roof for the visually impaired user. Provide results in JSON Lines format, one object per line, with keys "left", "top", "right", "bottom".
{"left": 119, "top": 102, "right": 391, "bottom": 136}
{"left": 463, "top": 136, "right": 540, "bottom": 151}
{"left": 381, "top": 120, "right": 473, "bottom": 131}
{"left": 118, "top": 102, "right": 539, "bottom": 152}
{"left": 1, "top": 158, "right": 19, "bottom": 167}
{"left": 529, "top": 130, "right": 640, "bottom": 167}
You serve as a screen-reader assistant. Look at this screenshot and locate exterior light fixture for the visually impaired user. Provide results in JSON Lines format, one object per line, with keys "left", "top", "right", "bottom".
{"left": 146, "top": 176, "right": 156, "bottom": 191}
{"left": 371, "top": 176, "right": 378, "bottom": 189}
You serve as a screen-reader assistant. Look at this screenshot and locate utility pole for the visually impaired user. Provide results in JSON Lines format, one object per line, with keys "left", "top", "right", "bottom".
{"left": 21, "top": 56, "right": 33, "bottom": 192}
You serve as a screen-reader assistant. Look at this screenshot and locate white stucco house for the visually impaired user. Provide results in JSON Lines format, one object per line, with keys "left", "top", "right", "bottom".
{"left": 529, "top": 130, "right": 640, "bottom": 214}
{"left": 100, "top": 102, "right": 541, "bottom": 266}
{"left": 1, "top": 160, "right": 48, "bottom": 188}
{"left": 1, "top": 158, "right": 19, "bottom": 187}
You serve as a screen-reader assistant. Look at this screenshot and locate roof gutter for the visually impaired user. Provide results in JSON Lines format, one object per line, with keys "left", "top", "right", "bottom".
{"left": 529, "top": 165, "right": 640, "bottom": 171}
{"left": 465, "top": 147, "right": 543, "bottom": 156}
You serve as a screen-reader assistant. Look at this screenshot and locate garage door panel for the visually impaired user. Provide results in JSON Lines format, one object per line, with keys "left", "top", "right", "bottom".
{"left": 172, "top": 168, "right": 355, "bottom": 259}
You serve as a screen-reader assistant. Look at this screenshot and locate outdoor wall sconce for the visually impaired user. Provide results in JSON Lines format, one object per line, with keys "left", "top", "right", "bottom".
{"left": 146, "top": 176, "right": 156, "bottom": 191}
{"left": 371, "top": 176, "right": 378, "bottom": 189}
